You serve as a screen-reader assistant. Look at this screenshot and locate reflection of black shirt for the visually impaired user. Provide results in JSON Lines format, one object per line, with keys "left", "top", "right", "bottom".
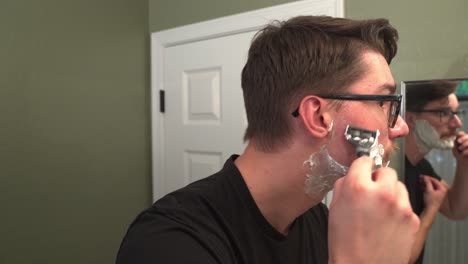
{"left": 116, "top": 155, "right": 329, "bottom": 264}
{"left": 404, "top": 156, "right": 441, "bottom": 264}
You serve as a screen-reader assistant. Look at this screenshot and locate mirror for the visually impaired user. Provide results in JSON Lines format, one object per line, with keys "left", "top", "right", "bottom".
{"left": 401, "top": 78, "right": 468, "bottom": 264}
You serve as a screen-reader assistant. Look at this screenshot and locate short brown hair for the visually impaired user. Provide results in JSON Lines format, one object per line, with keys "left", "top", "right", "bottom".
{"left": 241, "top": 15, "right": 399, "bottom": 151}
{"left": 405, "top": 80, "right": 459, "bottom": 112}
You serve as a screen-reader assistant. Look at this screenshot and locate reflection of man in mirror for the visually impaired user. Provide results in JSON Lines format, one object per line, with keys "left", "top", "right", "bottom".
{"left": 405, "top": 80, "right": 468, "bottom": 264}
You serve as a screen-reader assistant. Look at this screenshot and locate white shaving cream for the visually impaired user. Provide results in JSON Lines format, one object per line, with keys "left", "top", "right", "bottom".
{"left": 413, "top": 119, "right": 455, "bottom": 153}
{"left": 369, "top": 130, "right": 385, "bottom": 168}
{"left": 304, "top": 146, "right": 348, "bottom": 196}
{"left": 303, "top": 127, "right": 386, "bottom": 197}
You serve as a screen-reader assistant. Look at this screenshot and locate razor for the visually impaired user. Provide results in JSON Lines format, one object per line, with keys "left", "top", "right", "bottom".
{"left": 344, "top": 125, "right": 378, "bottom": 157}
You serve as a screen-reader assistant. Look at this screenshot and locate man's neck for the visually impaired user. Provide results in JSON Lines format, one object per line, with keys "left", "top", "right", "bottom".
{"left": 234, "top": 142, "right": 324, "bottom": 235}
{"left": 405, "top": 132, "right": 429, "bottom": 166}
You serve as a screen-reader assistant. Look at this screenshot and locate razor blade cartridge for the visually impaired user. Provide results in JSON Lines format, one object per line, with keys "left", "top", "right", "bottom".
{"left": 344, "top": 125, "right": 378, "bottom": 157}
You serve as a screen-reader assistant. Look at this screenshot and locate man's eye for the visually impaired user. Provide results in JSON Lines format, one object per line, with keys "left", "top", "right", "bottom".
{"left": 440, "top": 110, "right": 451, "bottom": 116}
{"left": 378, "top": 101, "right": 385, "bottom": 108}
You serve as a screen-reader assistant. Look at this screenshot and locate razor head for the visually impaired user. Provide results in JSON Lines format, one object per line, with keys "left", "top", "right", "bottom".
{"left": 344, "top": 125, "right": 378, "bottom": 157}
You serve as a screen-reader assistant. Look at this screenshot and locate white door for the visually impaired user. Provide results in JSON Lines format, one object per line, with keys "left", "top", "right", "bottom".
{"left": 152, "top": 0, "right": 344, "bottom": 201}
{"left": 162, "top": 32, "right": 252, "bottom": 195}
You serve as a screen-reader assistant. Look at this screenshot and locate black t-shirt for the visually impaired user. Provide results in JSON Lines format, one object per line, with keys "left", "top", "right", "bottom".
{"left": 116, "top": 155, "right": 329, "bottom": 264}
{"left": 404, "top": 156, "right": 441, "bottom": 264}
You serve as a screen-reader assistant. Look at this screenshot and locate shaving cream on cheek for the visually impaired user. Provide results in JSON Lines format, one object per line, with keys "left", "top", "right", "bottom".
{"left": 302, "top": 119, "right": 387, "bottom": 197}
{"left": 413, "top": 119, "right": 455, "bottom": 152}
{"left": 302, "top": 143, "right": 385, "bottom": 197}
{"left": 303, "top": 146, "right": 349, "bottom": 197}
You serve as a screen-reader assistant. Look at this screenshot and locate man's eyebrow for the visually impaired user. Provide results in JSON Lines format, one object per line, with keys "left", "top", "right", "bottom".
{"left": 433, "top": 107, "right": 452, "bottom": 110}
{"left": 378, "top": 84, "right": 397, "bottom": 94}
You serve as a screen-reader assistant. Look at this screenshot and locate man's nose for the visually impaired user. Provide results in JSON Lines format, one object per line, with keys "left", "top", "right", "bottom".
{"left": 450, "top": 115, "right": 463, "bottom": 128}
{"left": 389, "top": 115, "right": 409, "bottom": 139}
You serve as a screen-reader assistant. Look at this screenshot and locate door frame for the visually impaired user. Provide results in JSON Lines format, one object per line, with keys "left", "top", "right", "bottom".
{"left": 151, "top": 0, "right": 344, "bottom": 201}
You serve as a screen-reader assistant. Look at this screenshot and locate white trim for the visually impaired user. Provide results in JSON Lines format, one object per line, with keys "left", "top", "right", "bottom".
{"left": 151, "top": 37, "right": 166, "bottom": 201}
{"left": 398, "top": 81, "right": 407, "bottom": 180}
{"left": 153, "top": 0, "right": 344, "bottom": 47}
{"left": 151, "top": 0, "right": 344, "bottom": 201}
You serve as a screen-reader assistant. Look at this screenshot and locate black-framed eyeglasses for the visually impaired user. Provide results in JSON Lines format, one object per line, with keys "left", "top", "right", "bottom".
{"left": 291, "top": 94, "right": 402, "bottom": 128}
{"left": 409, "top": 108, "right": 466, "bottom": 123}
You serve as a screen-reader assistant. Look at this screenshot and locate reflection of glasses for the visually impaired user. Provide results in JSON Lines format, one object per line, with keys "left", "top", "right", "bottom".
{"left": 291, "top": 94, "right": 402, "bottom": 128}
{"left": 409, "top": 108, "right": 466, "bottom": 123}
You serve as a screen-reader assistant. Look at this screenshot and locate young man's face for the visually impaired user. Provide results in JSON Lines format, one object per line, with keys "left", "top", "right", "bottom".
{"left": 326, "top": 51, "right": 409, "bottom": 167}
{"left": 415, "top": 93, "right": 462, "bottom": 139}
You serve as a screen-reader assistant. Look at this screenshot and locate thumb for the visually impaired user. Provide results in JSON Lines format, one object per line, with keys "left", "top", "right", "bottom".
{"left": 421, "top": 175, "right": 434, "bottom": 192}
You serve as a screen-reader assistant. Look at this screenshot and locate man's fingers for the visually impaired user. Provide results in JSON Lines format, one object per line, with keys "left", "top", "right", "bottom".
{"left": 421, "top": 175, "right": 447, "bottom": 192}
{"left": 345, "top": 156, "right": 374, "bottom": 183}
{"left": 371, "top": 167, "right": 398, "bottom": 197}
{"left": 440, "top": 179, "right": 450, "bottom": 189}
{"left": 372, "top": 167, "right": 397, "bottom": 184}
{"left": 422, "top": 176, "right": 434, "bottom": 192}
{"left": 455, "top": 132, "right": 468, "bottom": 155}
{"left": 330, "top": 178, "right": 344, "bottom": 208}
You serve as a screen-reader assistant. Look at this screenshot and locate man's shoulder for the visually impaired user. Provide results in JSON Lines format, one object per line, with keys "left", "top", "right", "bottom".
{"left": 144, "top": 167, "right": 237, "bottom": 225}
{"left": 154, "top": 154, "right": 241, "bottom": 212}
{"left": 116, "top": 164, "right": 241, "bottom": 264}
{"left": 125, "top": 155, "right": 245, "bottom": 236}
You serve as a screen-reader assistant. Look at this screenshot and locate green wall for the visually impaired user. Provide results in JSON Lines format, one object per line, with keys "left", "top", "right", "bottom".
{"left": 346, "top": 0, "right": 468, "bottom": 81}
{"left": 1, "top": 0, "right": 150, "bottom": 263}
{"left": 149, "top": 0, "right": 294, "bottom": 32}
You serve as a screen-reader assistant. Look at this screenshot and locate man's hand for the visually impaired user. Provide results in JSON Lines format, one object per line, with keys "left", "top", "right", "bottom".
{"left": 328, "top": 156, "right": 420, "bottom": 264}
{"left": 441, "top": 131, "right": 468, "bottom": 219}
{"left": 421, "top": 175, "right": 448, "bottom": 212}
{"left": 454, "top": 131, "right": 468, "bottom": 162}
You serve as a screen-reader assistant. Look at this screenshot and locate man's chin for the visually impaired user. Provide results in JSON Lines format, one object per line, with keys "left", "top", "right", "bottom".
{"left": 440, "top": 135, "right": 456, "bottom": 140}
{"left": 382, "top": 144, "right": 399, "bottom": 166}
{"left": 439, "top": 139, "right": 455, "bottom": 149}
{"left": 384, "top": 143, "right": 400, "bottom": 159}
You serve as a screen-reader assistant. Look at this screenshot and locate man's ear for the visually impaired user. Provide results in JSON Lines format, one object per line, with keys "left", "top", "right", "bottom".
{"left": 298, "top": 96, "right": 332, "bottom": 138}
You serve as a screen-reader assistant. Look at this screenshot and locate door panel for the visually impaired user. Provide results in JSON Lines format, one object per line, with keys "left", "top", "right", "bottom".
{"left": 162, "top": 32, "right": 253, "bottom": 195}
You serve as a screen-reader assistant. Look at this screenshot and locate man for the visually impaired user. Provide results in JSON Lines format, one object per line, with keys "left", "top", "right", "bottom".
{"left": 116, "top": 15, "right": 419, "bottom": 264}
{"left": 404, "top": 80, "right": 468, "bottom": 264}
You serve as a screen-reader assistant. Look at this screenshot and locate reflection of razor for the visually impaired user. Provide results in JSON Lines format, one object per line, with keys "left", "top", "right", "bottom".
{"left": 344, "top": 125, "right": 378, "bottom": 157}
